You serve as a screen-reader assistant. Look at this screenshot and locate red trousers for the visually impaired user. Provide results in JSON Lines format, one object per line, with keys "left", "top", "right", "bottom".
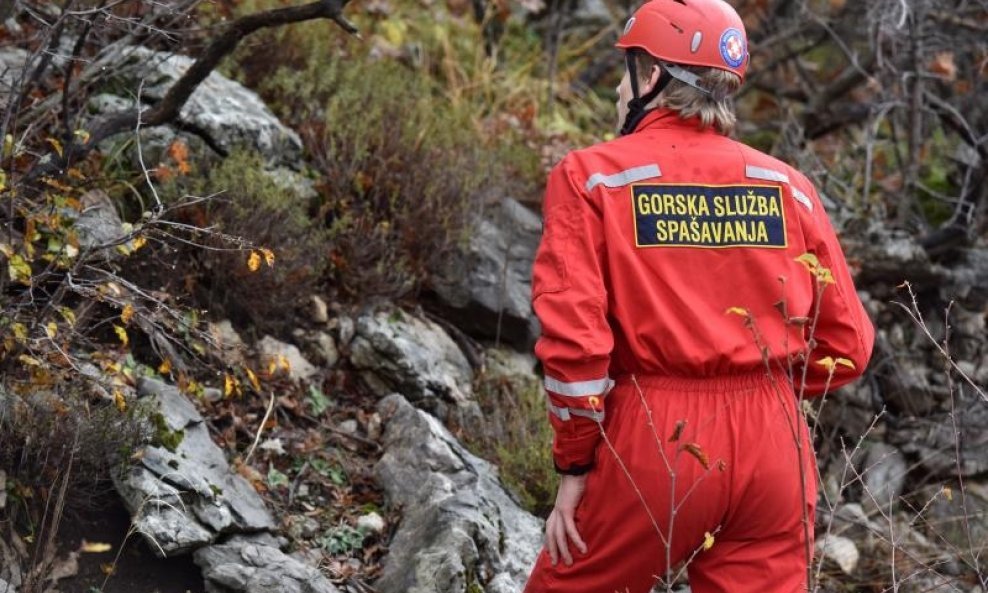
{"left": 525, "top": 372, "right": 817, "bottom": 593}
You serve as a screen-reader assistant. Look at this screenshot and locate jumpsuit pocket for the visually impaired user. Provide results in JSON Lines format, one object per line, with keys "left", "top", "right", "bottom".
{"left": 532, "top": 203, "right": 574, "bottom": 296}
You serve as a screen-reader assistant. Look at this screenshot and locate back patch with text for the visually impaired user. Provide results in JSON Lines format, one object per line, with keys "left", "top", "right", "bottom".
{"left": 632, "top": 184, "right": 787, "bottom": 249}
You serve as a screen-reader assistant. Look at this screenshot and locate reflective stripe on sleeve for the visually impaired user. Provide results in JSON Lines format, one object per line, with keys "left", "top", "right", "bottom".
{"left": 548, "top": 402, "right": 605, "bottom": 423}
{"left": 745, "top": 165, "right": 790, "bottom": 184}
{"left": 585, "top": 164, "right": 662, "bottom": 192}
{"left": 544, "top": 375, "right": 614, "bottom": 397}
{"left": 791, "top": 187, "right": 814, "bottom": 213}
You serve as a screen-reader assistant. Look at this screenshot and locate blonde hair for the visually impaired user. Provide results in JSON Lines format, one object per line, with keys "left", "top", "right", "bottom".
{"left": 635, "top": 54, "right": 742, "bottom": 135}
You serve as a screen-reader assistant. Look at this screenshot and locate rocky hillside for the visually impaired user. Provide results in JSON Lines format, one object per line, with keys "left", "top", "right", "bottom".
{"left": 1, "top": 1, "right": 986, "bottom": 592}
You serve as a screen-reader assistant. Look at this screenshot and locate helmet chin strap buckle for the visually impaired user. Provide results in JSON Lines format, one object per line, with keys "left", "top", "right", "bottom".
{"left": 660, "top": 62, "right": 711, "bottom": 96}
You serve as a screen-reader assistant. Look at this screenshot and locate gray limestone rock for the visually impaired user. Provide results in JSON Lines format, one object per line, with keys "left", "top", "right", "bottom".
{"left": 428, "top": 197, "right": 541, "bottom": 347}
{"left": 194, "top": 535, "right": 340, "bottom": 593}
{"left": 889, "top": 391, "right": 988, "bottom": 478}
{"left": 208, "top": 320, "right": 248, "bottom": 368}
{"left": 103, "top": 46, "right": 302, "bottom": 168}
{"left": 0, "top": 47, "right": 29, "bottom": 109}
{"left": 113, "top": 378, "right": 275, "bottom": 557}
{"left": 815, "top": 534, "right": 860, "bottom": 575}
{"left": 374, "top": 393, "right": 542, "bottom": 593}
{"left": 61, "top": 189, "right": 128, "bottom": 255}
{"left": 859, "top": 442, "right": 908, "bottom": 515}
{"left": 257, "top": 336, "right": 319, "bottom": 383}
{"left": 350, "top": 307, "right": 480, "bottom": 430}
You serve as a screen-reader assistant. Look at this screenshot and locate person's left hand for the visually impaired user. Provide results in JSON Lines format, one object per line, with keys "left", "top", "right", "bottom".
{"left": 545, "top": 474, "right": 588, "bottom": 566}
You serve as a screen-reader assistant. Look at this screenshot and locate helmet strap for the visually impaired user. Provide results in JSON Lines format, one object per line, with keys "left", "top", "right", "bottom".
{"left": 620, "top": 51, "right": 673, "bottom": 136}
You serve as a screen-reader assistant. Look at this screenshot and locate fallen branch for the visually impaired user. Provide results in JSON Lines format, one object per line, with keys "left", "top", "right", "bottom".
{"left": 27, "top": 0, "right": 358, "bottom": 182}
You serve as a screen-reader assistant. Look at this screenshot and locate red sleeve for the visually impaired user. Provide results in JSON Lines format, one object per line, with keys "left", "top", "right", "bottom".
{"left": 793, "top": 177, "right": 875, "bottom": 396}
{"left": 531, "top": 156, "right": 614, "bottom": 473}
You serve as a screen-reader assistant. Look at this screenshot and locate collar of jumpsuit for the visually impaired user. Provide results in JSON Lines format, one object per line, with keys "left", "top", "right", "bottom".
{"left": 625, "top": 107, "right": 720, "bottom": 137}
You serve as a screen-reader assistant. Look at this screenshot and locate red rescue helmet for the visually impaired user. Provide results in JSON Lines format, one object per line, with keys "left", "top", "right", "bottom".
{"left": 616, "top": 0, "right": 749, "bottom": 81}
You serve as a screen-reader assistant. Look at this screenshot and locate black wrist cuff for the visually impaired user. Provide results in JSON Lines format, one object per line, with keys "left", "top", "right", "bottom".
{"left": 554, "top": 461, "right": 594, "bottom": 476}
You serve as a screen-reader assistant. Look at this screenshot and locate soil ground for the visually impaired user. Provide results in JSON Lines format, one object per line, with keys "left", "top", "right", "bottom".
{"left": 54, "top": 495, "right": 204, "bottom": 593}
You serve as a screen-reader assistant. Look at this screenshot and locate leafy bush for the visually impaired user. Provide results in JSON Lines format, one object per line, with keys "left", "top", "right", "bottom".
{"left": 468, "top": 354, "right": 558, "bottom": 517}
{"left": 154, "top": 149, "right": 329, "bottom": 335}
{"left": 234, "top": 46, "right": 539, "bottom": 301}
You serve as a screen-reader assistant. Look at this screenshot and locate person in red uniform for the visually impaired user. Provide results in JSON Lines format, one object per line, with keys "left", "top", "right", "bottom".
{"left": 525, "top": 1, "right": 875, "bottom": 592}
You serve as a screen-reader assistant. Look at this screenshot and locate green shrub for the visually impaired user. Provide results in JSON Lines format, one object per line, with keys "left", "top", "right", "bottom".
{"left": 0, "top": 381, "right": 150, "bottom": 515}
{"left": 250, "top": 55, "right": 537, "bottom": 301}
{"left": 153, "top": 149, "right": 329, "bottom": 335}
{"left": 468, "top": 355, "right": 558, "bottom": 517}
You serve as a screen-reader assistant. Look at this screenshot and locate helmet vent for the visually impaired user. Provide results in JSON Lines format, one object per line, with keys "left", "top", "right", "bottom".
{"left": 670, "top": 22, "right": 684, "bottom": 33}
{"left": 691, "top": 31, "right": 702, "bottom": 52}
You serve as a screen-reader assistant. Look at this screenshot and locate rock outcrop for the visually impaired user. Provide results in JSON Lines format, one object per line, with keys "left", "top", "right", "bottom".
{"left": 194, "top": 534, "right": 341, "bottom": 593}
{"left": 428, "top": 197, "right": 541, "bottom": 347}
{"left": 374, "top": 393, "right": 542, "bottom": 593}
{"left": 101, "top": 46, "right": 303, "bottom": 168}
{"left": 350, "top": 307, "right": 482, "bottom": 431}
{"left": 114, "top": 379, "right": 276, "bottom": 556}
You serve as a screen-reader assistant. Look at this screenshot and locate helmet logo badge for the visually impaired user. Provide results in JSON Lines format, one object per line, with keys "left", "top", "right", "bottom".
{"left": 691, "top": 31, "right": 703, "bottom": 53}
{"left": 719, "top": 28, "right": 745, "bottom": 68}
{"left": 623, "top": 17, "right": 636, "bottom": 35}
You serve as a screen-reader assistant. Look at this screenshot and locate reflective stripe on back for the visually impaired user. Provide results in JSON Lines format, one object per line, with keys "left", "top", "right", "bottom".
{"left": 791, "top": 187, "right": 814, "bottom": 212}
{"left": 586, "top": 164, "right": 662, "bottom": 192}
{"left": 745, "top": 164, "right": 790, "bottom": 184}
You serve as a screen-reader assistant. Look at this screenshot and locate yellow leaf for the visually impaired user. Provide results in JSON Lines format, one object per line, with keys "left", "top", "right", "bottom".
{"left": 725, "top": 307, "right": 749, "bottom": 317}
{"left": 815, "top": 268, "right": 836, "bottom": 285}
{"left": 81, "top": 540, "right": 112, "bottom": 553}
{"left": 114, "top": 390, "right": 127, "bottom": 412}
{"left": 0, "top": 243, "right": 12, "bottom": 258}
{"left": 158, "top": 358, "right": 172, "bottom": 375}
{"left": 816, "top": 356, "right": 836, "bottom": 372}
{"left": 47, "top": 137, "right": 63, "bottom": 157}
{"left": 943, "top": 485, "right": 953, "bottom": 502}
{"left": 8, "top": 254, "right": 32, "bottom": 285}
{"left": 74, "top": 129, "right": 91, "bottom": 144}
{"left": 835, "top": 357, "right": 856, "bottom": 370}
{"left": 680, "top": 442, "right": 710, "bottom": 469}
{"left": 380, "top": 19, "right": 407, "bottom": 46}
{"left": 12, "top": 323, "right": 27, "bottom": 342}
{"left": 113, "top": 325, "right": 129, "bottom": 346}
{"left": 45, "top": 322, "right": 57, "bottom": 339}
{"left": 224, "top": 374, "right": 241, "bottom": 398}
{"left": 54, "top": 308, "right": 75, "bottom": 328}
{"left": 18, "top": 354, "right": 42, "bottom": 366}
{"left": 121, "top": 304, "right": 135, "bottom": 325}
{"left": 246, "top": 367, "right": 261, "bottom": 392}
{"left": 260, "top": 248, "right": 275, "bottom": 267}
{"left": 3, "top": 134, "right": 12, "bottom": 158}
{"left": 247, "top": 251, "right": 261, "bottom": 272}
{"left": 0, "top": 170, "right": 5, "bottom": 192}
{"left": 131, "top": 235, "right": 147, "bottom": 252}
{"left": 278, "top": 354, "right": 291, "bottom": 372}
{"left": 703, "top": 531, "right": 715, "bottom": 551}
{"left": 795, "top": 253, "right": 820, "bottom": 272}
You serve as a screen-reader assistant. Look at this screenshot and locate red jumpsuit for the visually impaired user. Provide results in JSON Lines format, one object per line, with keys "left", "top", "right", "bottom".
{"left": 525, "top": 109, "right": 875, "bottom": 593}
